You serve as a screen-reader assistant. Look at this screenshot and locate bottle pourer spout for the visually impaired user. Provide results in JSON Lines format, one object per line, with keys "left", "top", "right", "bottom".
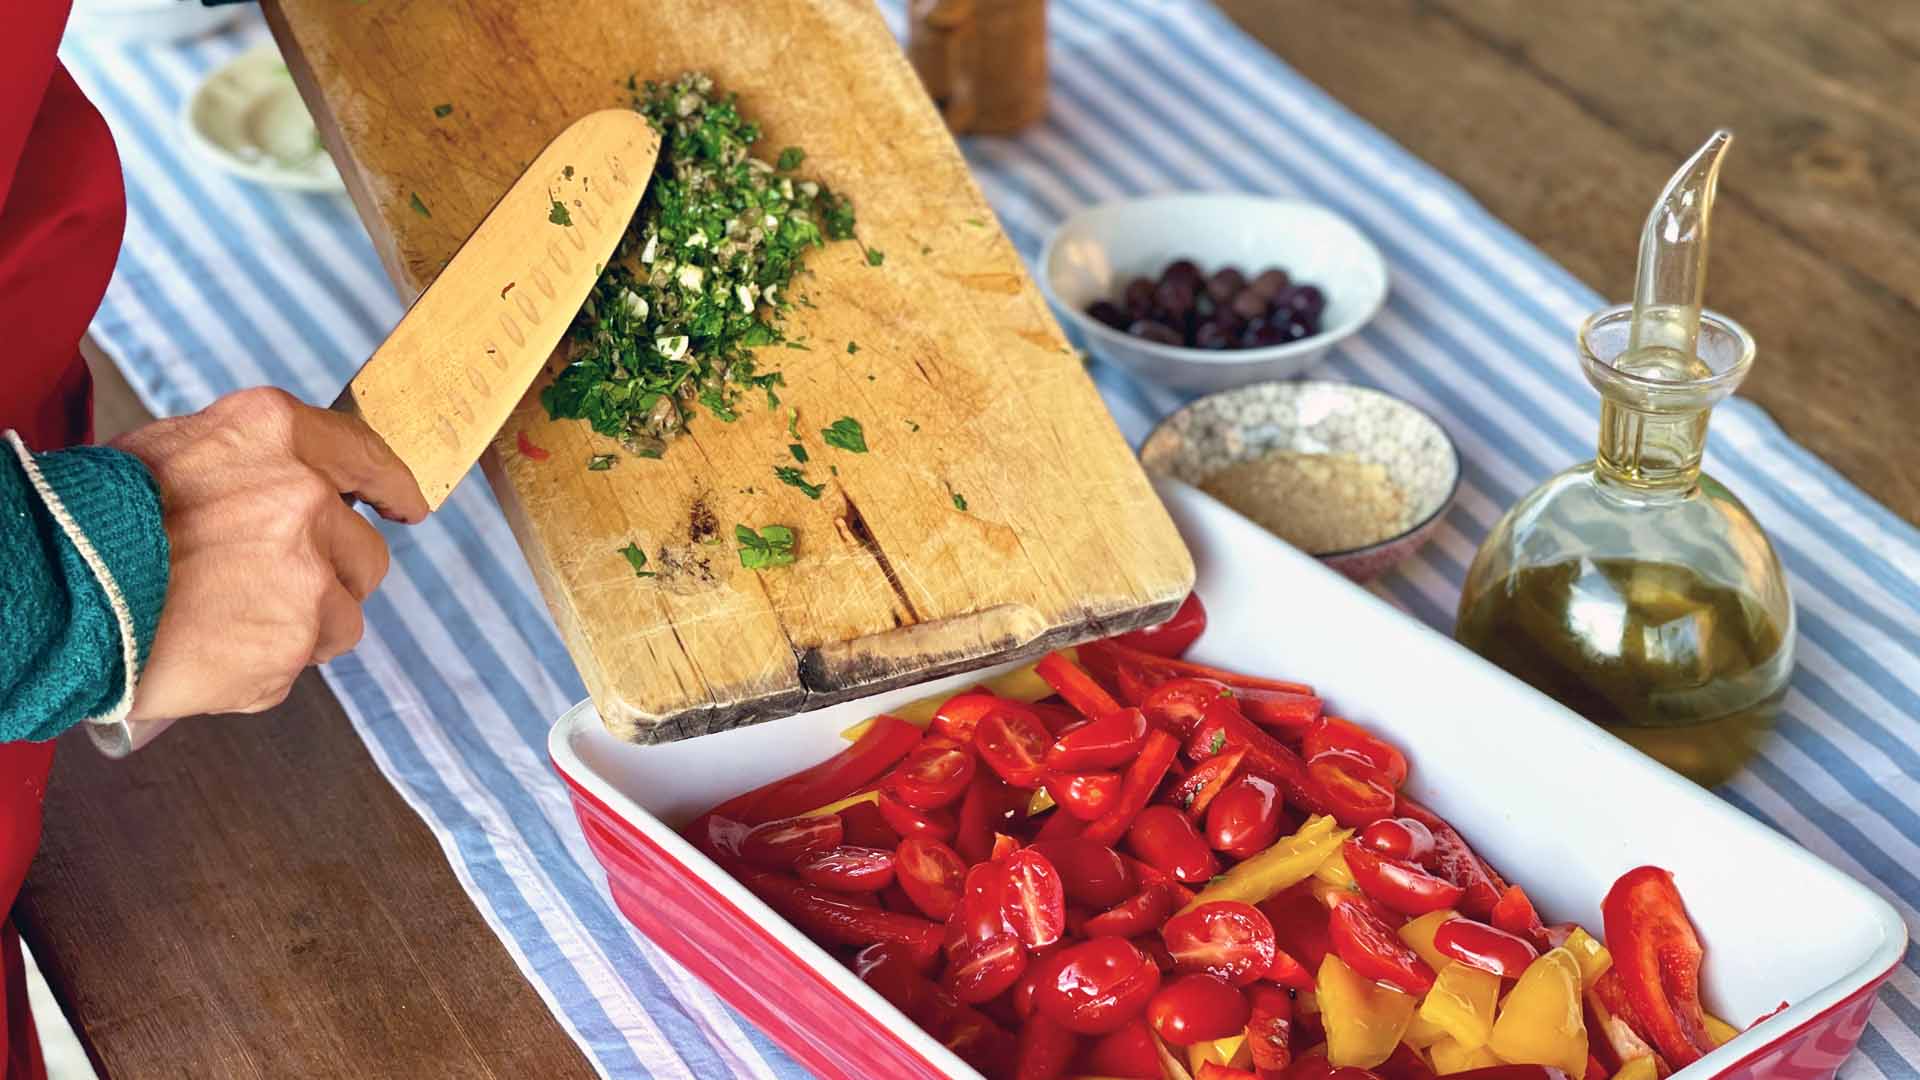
{"left": 1627, "top": 129, "right": 1732, "bottom": 360}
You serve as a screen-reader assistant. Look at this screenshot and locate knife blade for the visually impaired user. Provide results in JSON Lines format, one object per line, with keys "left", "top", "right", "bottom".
{"left": 335, "top": 108, "right": 659, "bottom": 510}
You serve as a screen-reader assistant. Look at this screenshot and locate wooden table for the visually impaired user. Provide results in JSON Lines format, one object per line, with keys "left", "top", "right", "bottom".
{"left": 21, "top": 3, "right": 1918, "bottom": 1076}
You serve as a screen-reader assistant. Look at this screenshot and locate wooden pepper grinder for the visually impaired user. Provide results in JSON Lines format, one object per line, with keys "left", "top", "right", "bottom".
{"left": 908, "top": 0, "right": 1048, "bottom": 134}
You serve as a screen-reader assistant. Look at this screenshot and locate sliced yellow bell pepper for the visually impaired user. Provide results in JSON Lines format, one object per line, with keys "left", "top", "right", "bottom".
{"left": 1187, "top": 1033, "right": 1251, "bottom": 1073}
{"left": 839, "top": 715, "right": 881, "bottom": 741}
{"left": 1488, "top": 947, "right": 1588, "bottom": 1077}
{"left": 1397, "top": 909, "right": 1458, "bottom": 974}
{"left": 1403, "top": 1012, "right": 1451, "bottom": 1049}
{"left": 1703, "top": 1013, "right": 1740, "bottom": 1046}
{"left": 982, "top": 658, "right": 1065, "bottom": 702}
{"left": 800, "top": 788, "right": 880, "bottom": 818}
{"left": 1318, "top": 954, "right": 1417, "bottom": 1069}
{"left": 1611, "top": 1056, "right": 1658, "bottom": 1080}
{"left": 1560, "top": 926, "right": 1612, "bottom": 988}
{"left": 1420, "top": 962, "right": 1500, "bottom": 1050}
{"left": 1027, "top": 787, "right": 1057, "bottom": 816}
{"left": 1429, "top": 1037, "right": 1503, "bottom": 1075}
{"left": 1182, "top": 815, "right": 1350, "bottom": 912}
{"left": 1314, "top": 847, "right": 1359, "bottom": 890}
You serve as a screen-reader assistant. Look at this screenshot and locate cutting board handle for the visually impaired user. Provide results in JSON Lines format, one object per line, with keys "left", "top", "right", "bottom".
{"left": 797, "top": 601, "right": 1053, "bottom": 694}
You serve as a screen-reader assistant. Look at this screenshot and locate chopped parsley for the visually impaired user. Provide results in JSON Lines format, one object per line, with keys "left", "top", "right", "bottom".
{"left": 776, "top": 146, "right": 805, "bottom": 171}
{"left": 549, "top": 200, "right": 573, "bottom": 227}
{"left": 736, "top": 523, "right": 796, "bottom": 569}
{"left": 587, "top": 453, "right": 618, "bottom": 471}
{"left": 540, "top": 73, "right": 859, "bottom": 459}
{"left": 865, "top": 247, "right": 885, "bottom": 267}
{"left": 773, "top": 466, "right": 825, "bottom": 500}
{"left": 620, "top": 542, "right": 654, "bottom": 577}
{"left": 787, "top": 409, "right": 801, "bottom": 439}
{"left": 409, "top": 192, "right": 431, "bottom": 218}
{"left": 905, "top": 419, "right": 920, "bottom": 432}
{"left": 952, "top": 492, "right": 968, "bottom": 511}
{"left": 822, "top": 416, "right": 867, "bottom": 453}
{"left": 965, "top": 217, "right": 987, "bottom": 228}
{"left": 432, "top": 103, "right": 454, "bottom": 118}
{"left": 846, "top": 341, "right": 859, "bottom": 355}
{"left": 563, "top": 165, "right": 575, "bottom": 179}
{"left": 789, "top": 443, "right": 809, "bottom": 463}
{"left": 1208, "top": 730, "right": 1227, "bottom": 755}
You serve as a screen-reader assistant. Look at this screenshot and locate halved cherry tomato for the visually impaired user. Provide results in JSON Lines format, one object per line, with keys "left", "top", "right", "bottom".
{"left": 1265, "top": 945, "right": 1315, "bottom": 992}
{"left": 877, "top": 789, "right": 957, "bottom": 841}
{"left": 894, "top": 836, "right": 968, "bottom": 920}
{"left": 1358, "top": 817, "right": 1436, "bottom": 866}
{"left": 1602, "top": 866, "right": 1714, "bottom": 1067}
{"left": 1396, "top": 796, "right": 1508, "bottom": 919}
{"left": 1307, "top": 755, "right": 1395, "bottom": 827}
{"left": 1186, "top": 702, "right": 1324, "bottom": 814}
{"left": 1118, "top": 855, "right": 1198, "bottom": 909}
{"left": 1125, "top": 805, "right": 1220, "bottom": 884}
{"left": 1028, "top": 702, "right": 1083, "bottom": 736}
{"left": 1080, "top": 1020, "right": 1161, "bottom": 1078}
{"left": 796, "top": 845, "right": 895, "bottom": 892}
{"left": 1162, "top": 900, "right": 1278, "bottom": 986}
{"left": 1112, "top": 592, "right": 1208, "bottom": 658}
{"left": 1029, "top": 838, "right": 1134, "bottom": 909}
{"left": 1193, "top": 1063, "right": 1258, "bottom": 1080}
{"left": 1147, "top": 973, "right": 1250, "bottom": 1046}
{"left": 946, "top": 930, "right": 1028, "bottom": 1003}
{"left": 740, "top": 814, "right": 844, "bottom": 869}
{"left": 1343, "top": 840, "right": 1465, "bottom": 915}
{"left": 1143, "top": 677, "right": 1236, "bottom": 737}
{"left": 1169, "top": 748, "right": 1247, "bottom": 821}
{"left": 1002, "top": 848, "right": 1066, "bottom": 949}
{"left": 1032, "top": 937, "right": 1162, "bottom": 1035}
{"left": 1245, "top": 983, "right": 1295, "bottom": 1072}
{"left": 1013, "top": 948, "right": 1072, "bottom": 1021}
{"left": 919, "top": 988, "right": 1018, "bottom": 1076}
{"left": 1303, "top": 717, "right": 1408, "bottom": 787}
{"left": 933, "top": 691, "right": 1004, "bottom": 744}
{"left": 839, "top": 800, "right": 900, "bottom": 850}
{"left": 739, "top": 868, "right": 943, "bottom": 966}
{"left": 1084, "top": 884, "right": 1177, "bottom": 939}
{"left": 1491, "top": 883, "right": 1552, "bottom": 950}
{"left": 1108, "top": 657, "right": 1163, "bottom": 707}
{"left": 1045, "top": 708, "right": 1149, "bottom": 771}
{"left": 1327, "top": 892, "right": 1435, "bottom": 995}
{"left": 1433, "top": 915, "right": 1539, "bottom": 978}
{"left": 1034, "top": 652, "right": 1124, "bottom": 718}
{"left": 962, "top": 861, "right": 1016, "bottom": 945}
{"left": 1236, "top": 685, "right": 1325, "bottom": 736}
{"left": 853, "top": 941, "right": 938, "bottom": 1014}
{"left": 1082, "top": 730, "right": 1181, "bottom": 847}
{"left": 713, "top": 714, "right": 921, "bottom": 825}
{"left": 686, "top": 814, "right": 751, "bottom": 863}
{"left": 1081, "top": 640, "right": 1313, "bottom": 696}
{"left": 976, "top": 705, "right": 1054, "bottom": 788}
{"left": 1013, "top": 1013, "right": 1077, "bottom": 1080}
{"left": 1260, "top": 886, "right": 1334, "bottom": 973}
{"left": 992, "top": 833, "right": 1023, "bottom": 861}
{"left": 1205, "top": 774, "right": 1288, "bottom": 859}
{"left": 1043, "top": 771, "right": 1122, "bottom": 820}
{"left": 954, "top": 770, "right": 1015, "bottom": 864}
{"left": 890, "top": 744, "right": 976, "bottom": 810}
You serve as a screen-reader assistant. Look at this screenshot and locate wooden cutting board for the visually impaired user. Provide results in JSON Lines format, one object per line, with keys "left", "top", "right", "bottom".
{"left": 263, "top": 0, "right": 1194, "bottom": 742}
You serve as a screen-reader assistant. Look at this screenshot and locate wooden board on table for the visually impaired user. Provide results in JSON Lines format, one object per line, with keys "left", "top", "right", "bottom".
{"left": 261, "top": 0, "right": 1193, "bottom": 742}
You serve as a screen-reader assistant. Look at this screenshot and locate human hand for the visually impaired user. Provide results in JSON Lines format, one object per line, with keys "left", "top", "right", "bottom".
{"left": 112, "top": 387, "right": 428, "bottom": 726}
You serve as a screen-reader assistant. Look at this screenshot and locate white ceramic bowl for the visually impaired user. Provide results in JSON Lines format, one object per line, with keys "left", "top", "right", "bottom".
{"left": 552, "top": 478, "right": 1905, "bottom": 1080}
{"left": 179, "top": 42, "right": 345, "bottom": 193}
{"left": 1040, "top": 193, "right": 1389, "bottom": 393}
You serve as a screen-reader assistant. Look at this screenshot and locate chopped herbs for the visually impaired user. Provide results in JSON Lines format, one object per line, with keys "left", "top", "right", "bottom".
{"left": 776, "top": 146, "right": 805, "bottom": 171}
{"left": 773, "top": 466, "right": 825, "bottom": 500}
{"left": 966, "top": 217, "right": 987, "bottom": 228}
{"left": 549, "top": 200, "right": 573, "bottom": 227}
{"left": 563, "top": 164, "right": 575, "bottom": 179}
{"left": 432, "top": 103, "right": 454, "bottom": 118}
{"left": 409, "top": 192, "right": 431, "bottom": 218}
{"left": 541, "top": 73, "right": 859, "bottom": 456}
{"left": 953, "top": 492, "right": 968, "bottom": 511}
{"left": 737, "top": 523, "right": 796, "bottom": 569}
{"left": 822, "top": 416, "right": 867, "bottom": 453}
{"left": 787, "top": 408, "right": 801, "bottom": 439}
{"left": 588, "top": 453, "right": 618, "bottom": 471}
{"left": 620, "top": 542, "right": 654, "bottom": 577}
{"left": 788, "top": 443, "right": 809, "bottom": 463}
{"left": 846, "top": 341, "right": 860, "bottom": 355}
{"left": 1208, "top": 730, "right": 1227, "bottom": 755}
{"left": 905, "top": 419, "right": 920, "bottom": 432}
{"left": 865, "top": 247, "right": 885, "bottom": 267}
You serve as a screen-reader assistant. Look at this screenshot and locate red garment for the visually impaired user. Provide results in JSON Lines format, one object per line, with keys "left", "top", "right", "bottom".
{"left": 2, "top": 1, "right": 127, "bottom": 1075}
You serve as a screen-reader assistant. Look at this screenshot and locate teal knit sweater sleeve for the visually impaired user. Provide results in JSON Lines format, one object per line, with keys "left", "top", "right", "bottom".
{"left": 1, "top": 433, "right": 169, "bottom": 743}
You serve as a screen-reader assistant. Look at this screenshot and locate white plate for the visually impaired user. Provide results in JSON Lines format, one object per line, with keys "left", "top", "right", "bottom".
{"left": 179, "top": 42, "right": 343, "bottom": 193}
{"left": 1040, "top": 193, "right": 1389, "bottom": 393}
{"left": 554, "top": 477, "right": 1905, "bottom": 1079}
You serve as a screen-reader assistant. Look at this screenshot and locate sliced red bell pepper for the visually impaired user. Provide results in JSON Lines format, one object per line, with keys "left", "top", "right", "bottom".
{"left": 1081, "top": 640, "right": 1313, "bottom": 695}
{"left": 1081, "top": 729, "right": 1181, "bottom": 847}
{"left": 1188, "top": 700, "right": 1327, "bottom": 817}
{"left": 1013, "top": 1013, "right": 1077, "bottom": 1080}
{"left": 1168, "top": 747, "right": 1246, "bottom": 820}
{"left": 1236, "top": 686, "right": 1324, "bottom": 736}
{"left": 1303, "top": 716, "right": 1408, "bottom": 788}
{"left": 711, "top": 714, "right": 921, "bottom": 825}
{"left": 956, "top": 770, "right": 1015, "bottom": 864}
{"left": 1117, "top": 854, "right": 1199, "bottom": 909}
{"left": 1035, "top": 652, "right": 1124, "bottom": 718}
{"left": 739, "top": 868, "right": 943, "bottom": 966}
{"left": 1395, "top": 795, "right": 1508, "bottom": 919}
{"left": 1491, "top": 884, "right": 1551, "bottom": 950}
{"left": 1264, "top": 945, "right": 1315, "bottom": 992}
{"left": 1111, "top": 592, "right": 1208, "bottom": 658}
{"left": 1602, "top": 866, "right": 1714, "bottom": 1067}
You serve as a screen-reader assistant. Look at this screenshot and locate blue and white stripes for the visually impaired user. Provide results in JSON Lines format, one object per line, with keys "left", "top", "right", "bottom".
{"left": 65, "top": 2, "right": 1919, "bottom": 1076}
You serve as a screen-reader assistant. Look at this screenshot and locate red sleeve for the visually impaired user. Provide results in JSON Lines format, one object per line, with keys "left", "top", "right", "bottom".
{"left": 0, "top": 2, "right": 69, "bottom": 210}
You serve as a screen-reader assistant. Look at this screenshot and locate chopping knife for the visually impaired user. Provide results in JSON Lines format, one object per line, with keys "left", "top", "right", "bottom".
{"left": 334, "top": 108, "right": 660, "bottom": 509}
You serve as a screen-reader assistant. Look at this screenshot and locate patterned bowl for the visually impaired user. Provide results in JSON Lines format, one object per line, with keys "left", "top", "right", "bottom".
{"left": 1140, "top": 380, "right": 1460, "bottom": 582}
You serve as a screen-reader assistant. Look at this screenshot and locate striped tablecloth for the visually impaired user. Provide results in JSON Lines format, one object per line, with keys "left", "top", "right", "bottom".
{"left": 63, "top": 2, "right": 1920, "bottom": 1077}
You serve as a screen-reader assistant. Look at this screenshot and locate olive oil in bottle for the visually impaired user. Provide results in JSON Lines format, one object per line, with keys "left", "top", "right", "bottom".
{"left": 1456, "top": 559, "right": 1789, "bottom": 786}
